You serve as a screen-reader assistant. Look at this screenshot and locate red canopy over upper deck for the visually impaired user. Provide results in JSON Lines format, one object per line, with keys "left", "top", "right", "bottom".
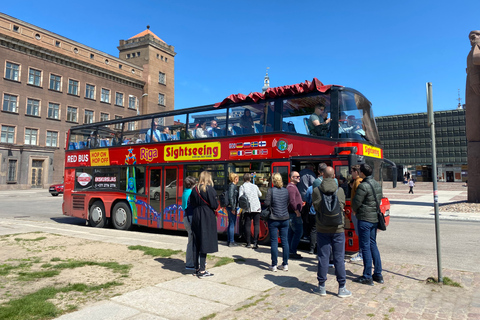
{"left": 214, "top": 78, "right": 333, "bottom": 108}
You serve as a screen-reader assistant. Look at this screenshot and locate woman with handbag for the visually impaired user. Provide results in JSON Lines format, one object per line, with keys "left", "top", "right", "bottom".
{"left": 265, "top": 173, "right": 290, "bottom": 272}
{"left": 190, "top": 171, "right": 219, "bottom": 278}
{"left": 227, "top": 172, "right": 239, "bottom": 247}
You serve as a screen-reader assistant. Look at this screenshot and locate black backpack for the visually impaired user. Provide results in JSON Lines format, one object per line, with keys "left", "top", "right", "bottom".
{"left": 319, "top": 189, "right": 343, "bottom": 226}
{"left": 238, "top": 194, "right": 250, "bottom": 212}
{"left": 219, "top": 190, "right": 229, "bottom": 207}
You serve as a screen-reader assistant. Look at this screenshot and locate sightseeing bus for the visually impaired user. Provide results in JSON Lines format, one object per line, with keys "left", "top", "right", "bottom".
{"left": 62, "top": 78, "right": 394, "bottom": 252}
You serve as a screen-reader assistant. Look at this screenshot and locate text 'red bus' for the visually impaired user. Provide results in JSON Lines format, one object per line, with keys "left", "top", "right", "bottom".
{"left": 63, "top": 78, "right": 395, "bottom": 252}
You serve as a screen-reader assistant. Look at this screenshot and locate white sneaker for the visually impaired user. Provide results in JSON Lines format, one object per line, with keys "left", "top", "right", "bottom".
{"left": 350, "top": 253, "right": 363, "bottom": 262}
{"left": 278, "top": 264, "right": 288, "bottom": 271}
{"left": 269, "top": 265, "right": 277, "bottom": 272}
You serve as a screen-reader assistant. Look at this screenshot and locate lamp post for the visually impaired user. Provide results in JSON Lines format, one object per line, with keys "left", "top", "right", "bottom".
{"left": 140, "top": 93, "right": 148, "bottom": 116}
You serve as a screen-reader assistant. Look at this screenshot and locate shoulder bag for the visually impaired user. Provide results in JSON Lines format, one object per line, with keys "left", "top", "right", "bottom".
{"left": 364, "top": 180, "right": 386, "bottom": 231}
{"left": 260, "top": 188, "right": 273, "bottom": 221}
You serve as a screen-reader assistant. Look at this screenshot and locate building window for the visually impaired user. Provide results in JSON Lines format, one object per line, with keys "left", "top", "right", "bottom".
{"left": 115, "top": 92, "right": 124, "bottom": 106}
{"left": 100, "top": 113, "right": 109, "bottom": 122}
{"left": 7, "top": 159, "right": 17, "bottom": 182}
{"left": 1, "top": 125, "right": 15, "bottom": 143}
{"left": 84, "top": 110, "right": 94, "bottom": 124}
{"left": 67, "top": 106, "right": 78, "bottom": 122}
{"left": 114, "top": 115, "right": 122, "bottom": 129}
{"left": 5, "top": 62, "right": 20, "bottom": 81}
{"left": 25, "top": 128, "right": 38, "bottom": 145}
{"left": 137, "top": 52, "right": 140, "bottom": 57}
{"left": 48, "top": 103, "right": 60, "bottom": 119}
{"left": 49, "top": 74, "right": 62, "bottom": 91}
{"left": 85, "top": 84, "right": 95, "bottom": 99}
{"left": 128, "top": 96, "right": 136, "bottom": 109}
{"left": 119, "top": 64, "right": 122, "bottom": 69}
{"left": 3, "top": 94, "right": 18, "bottom": 112}
{"left": 68, "top": 79, "right": 79, "bottom": 95}
{"left": 158, "top": 93, "right": 165, "bottom": 106}
{"left": 26, "top": 98, "right": 40, "bottom": 116}
{"left": 165, "top": 57, "right": 168, "bottom": 62}
{"left": 126, "top": 54, "right": 130, "bottom": 59}
{"left": 28, "top": 68, "right": 42, "bottom": 86}
{"left": 46, "top": 131, "right": 58, "bottom": 147}
{"left": 55, "top": 41, "right": 61, "bottom": 47}
{"left": 132, "top": 52, "right": 136, "bottom": 58}
{"left": 13, "top": 25, "right": 19, "bottom": 32}
{"left": 101, "top": 88, "right": 110, "bottom": 103}
{"left": 159, "top": 72, "right": 166, "bottom": 85}
{"left": 90, "top": 54, "right": 94, "bottom": 59}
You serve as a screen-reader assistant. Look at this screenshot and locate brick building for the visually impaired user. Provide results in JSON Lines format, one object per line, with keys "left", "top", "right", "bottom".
{"left": 0, "top": 13, "right": 176, "bottom": 190}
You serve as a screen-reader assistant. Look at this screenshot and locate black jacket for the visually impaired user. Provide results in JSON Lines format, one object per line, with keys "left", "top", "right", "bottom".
{"left": 227, "top": 182, "right": 238, "bottom": 209}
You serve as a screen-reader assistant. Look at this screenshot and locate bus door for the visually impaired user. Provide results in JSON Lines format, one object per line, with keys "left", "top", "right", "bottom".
{"left": 148, "top": 166, "right": 179, "bottom": 230}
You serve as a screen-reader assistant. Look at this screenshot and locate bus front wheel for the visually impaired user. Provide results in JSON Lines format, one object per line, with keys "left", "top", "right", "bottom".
{"left": 89, "top": 201, "right": 106, "bottom": 228}
{"left": 112, "top": 202, "right": 132, "bottom": 230}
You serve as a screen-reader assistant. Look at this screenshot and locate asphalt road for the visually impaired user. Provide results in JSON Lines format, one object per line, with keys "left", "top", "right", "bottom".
{"left": 1, "top": 190, "right": 479, "bottom": 273}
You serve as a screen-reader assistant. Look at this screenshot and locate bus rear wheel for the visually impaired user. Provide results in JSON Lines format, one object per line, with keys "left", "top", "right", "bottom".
{"left": 89, "top": 201, "right": 106, "bottom": 228}
{"left": 112, "top": 202, "right": 132, "bottom": 230}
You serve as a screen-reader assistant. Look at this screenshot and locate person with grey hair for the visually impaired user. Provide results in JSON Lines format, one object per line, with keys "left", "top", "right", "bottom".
{"left": 239, "top": 173, "right": 262, "bottom": 248}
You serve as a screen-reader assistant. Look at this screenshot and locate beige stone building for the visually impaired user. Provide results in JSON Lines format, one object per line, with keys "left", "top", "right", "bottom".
{"left": 0, "top": 13, "right": 176, "bottom": 190}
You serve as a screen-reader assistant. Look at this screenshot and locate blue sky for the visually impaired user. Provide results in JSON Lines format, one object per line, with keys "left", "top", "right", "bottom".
{"left": 3, "top": 1, "right": 480, "bottom": 116}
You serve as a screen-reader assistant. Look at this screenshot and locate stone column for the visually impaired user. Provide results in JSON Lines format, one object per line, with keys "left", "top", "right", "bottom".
{"left": 466, "top": 30, "right": 480, "bottom": 202}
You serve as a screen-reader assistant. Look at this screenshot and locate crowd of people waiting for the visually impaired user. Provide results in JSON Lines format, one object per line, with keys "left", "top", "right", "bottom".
{"left": 182, "top": 163, "right": 384, "bottom": 298}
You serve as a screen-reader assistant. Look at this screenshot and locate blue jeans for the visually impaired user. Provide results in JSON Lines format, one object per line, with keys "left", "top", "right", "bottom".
{"left": 288, "top": 213, "right": 303, "bottom": 254}
{"left": 316, "top": 232, "right": 346, "bottom": 286}
{"left": 358, "top": 220, "right": 382, "bottom": 279}
{"left": 268, "top": 219, "right": 289, "bottom": 266}
{"left": 226, "top": 206, "right": 236, "bottom": 244}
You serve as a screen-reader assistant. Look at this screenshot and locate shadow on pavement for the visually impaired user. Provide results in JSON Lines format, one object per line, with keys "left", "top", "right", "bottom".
{"left": 50, "top": 217, "right": 87, "bottom": 226}
{"left": 389, "top": 200, "right": 433, "bottom": 206}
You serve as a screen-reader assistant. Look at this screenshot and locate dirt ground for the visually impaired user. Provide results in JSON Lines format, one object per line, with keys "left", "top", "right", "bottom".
{"left": 0, "top": 232, "right": 208, "bottom": 313}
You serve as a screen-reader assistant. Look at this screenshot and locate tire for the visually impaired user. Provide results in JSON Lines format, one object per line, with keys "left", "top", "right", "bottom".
{"left": 112, "top": 202, "right": 132, "bottom": 230}
{"left": 165, "top": 192, "right": 169, "bottom": 200}
{"left": 51, "top": 193, "right": 58, "bottom": 197}
{"left": 89, "top": 201, "right": 106, "bottom": 228}
{"left": 154, "top": 192, "right": 160, "bottom": 201}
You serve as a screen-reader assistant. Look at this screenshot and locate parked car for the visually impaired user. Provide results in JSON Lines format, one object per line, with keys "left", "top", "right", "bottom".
{"left": 49, "top": 183, "right": 64, "bottom": 196}
{"left": 150, "top": 180, "right": 176, "bottom": 201}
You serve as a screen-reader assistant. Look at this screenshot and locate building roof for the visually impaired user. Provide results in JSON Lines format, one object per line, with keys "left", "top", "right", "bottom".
{"left": 129, "top": 29, "right": 166, "bottom": 43}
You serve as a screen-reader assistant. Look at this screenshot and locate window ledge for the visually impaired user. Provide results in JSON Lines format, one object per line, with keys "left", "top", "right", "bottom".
{"left": 47, "top": 117, "right": 61, "bottom": 121}
{"left": 25, "top": 114, "right": 41, "bottom": 118}
{"left": 3, "top": 78, "right": 21, "bottom": 83}
{"left": 27, "top": 83, "right": 42, "bottom": 89}
{"left": 48, "top": 88, "right": 63, "bottom": 93}
{"left": 1, "top": 110, "right": 19, "bottom": 115}
{"left": 100, "top": 101, "right": 111, "bottom": 105}
{"left": 115, "top": 104, "right": 124, "bottom": 108}
{"left": 66, "top": 120, "right": 79, "bottom": 124}
{"left": 67, "top": 93, "right": 80, "bottom": 98}
{"left": 84, "top": 97, "right": 96, "bottom": 102}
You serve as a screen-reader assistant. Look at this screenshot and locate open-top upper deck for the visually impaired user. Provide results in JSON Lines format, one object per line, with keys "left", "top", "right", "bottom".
{"left": 66, "top": 78, "right": 382, "bottom": 165}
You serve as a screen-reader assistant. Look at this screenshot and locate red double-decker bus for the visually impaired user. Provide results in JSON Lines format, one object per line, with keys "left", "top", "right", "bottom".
{"left": 62, "top": 78, "right": 395, "bottom": 252}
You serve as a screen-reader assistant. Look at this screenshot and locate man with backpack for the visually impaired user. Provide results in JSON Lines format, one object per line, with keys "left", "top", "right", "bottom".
{"left": 312, "top": 166, "right": 352, "bottom": 298}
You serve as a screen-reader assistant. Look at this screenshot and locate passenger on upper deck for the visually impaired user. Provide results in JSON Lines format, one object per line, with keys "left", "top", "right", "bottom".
{"left": 207, "top": 120, "right": 219, "bottom": 137}
{"left": 346, "top": 115, "right": 365, "bottom": 136}
{"left": 112, "top": 132, "right": 122, "bottom": 146}
{"left": 240, "top": 109, "right": 254, "bottom": 134}
{"left": 87, "top": 132, "right": 99, "bottom": 148}
{"left": 308, "top": 104, "right": 331, "bottom": 136}
{"left": 162, "top": 127, "right": 172, "bottom": 141}
{"left": 195, "top": 121, "right": 209, "bottom": 138}
{"left": 146, "top": 119, "right": 162, "bottom": 142}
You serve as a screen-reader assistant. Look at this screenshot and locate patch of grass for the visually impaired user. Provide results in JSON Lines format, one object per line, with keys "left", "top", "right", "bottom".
{"left": 443, "top": 277, "right": 462, "bottom": 287}
{"left": 389, "top": 307, "right": 395, "bottom": 312}
{"left": 14, "top": 236, "right": 47, "bottom": 242}
{"left": 0, "top": 281, "right": 122, "bottom": 320}
{"left": 213, "top": 257, "right": 235, "bottom": 268}
{"left": 128, "top": 245, "right": 181, "bottom": 257}
{"left": 235, "top": 295, "right": 269, "bottom": 311}
{"left": 200, "top": 313, "right": 217, "bottom": 320}
{"left": 50, "top": 258, "right": 62, "bottom": 262}
{"left": 426, "top": 276, "right": 462, "bottom": 287}
{"left": 41, "top": 263, "right": 52, "bottom": 269}
{"left": 0, "top": 262, "right": 31, "bottom": 276}
{"left": 17, "top": 270, "right": 60, "bottom": 281}
{"left": 52, "top": 260, "right": 132, "bottom": 275}
{"left": 367, "top": 314, "right": 375, "bottom": 317}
